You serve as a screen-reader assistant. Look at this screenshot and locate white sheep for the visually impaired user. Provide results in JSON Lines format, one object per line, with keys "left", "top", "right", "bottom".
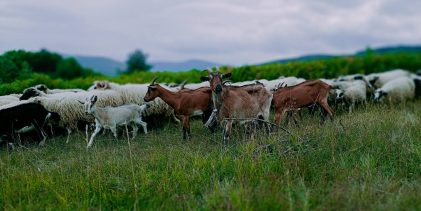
{"left": 366, "top": 69, "right": 411, "bottom": 89}
{"left": 335, "top": 80, "right": 367, "bottom": 113}
{"left": 335, "top": 74, "right": 365, "bottom": 82}
{"left": 181, "top": 81, "right": 210, "bottom": 89}
{"left": 84, "top": 95, "right": 148, "bottom": 148}
{"left": 28, "top": 89, "right": 125, "bottom": 142}
{"left": 373, "top": 77, "right": 415, "bottom": 103}
{"left": 0, "top": 94, "right": 20, "bottom": 107}
{"left": 264, "top": 77, "right": 306, "bottom": 91}
{"left": 87, "top": 80, "right": 176, "bottom": 119}
{"left": 34, "top": 84, "right": 85, "bottom": 94}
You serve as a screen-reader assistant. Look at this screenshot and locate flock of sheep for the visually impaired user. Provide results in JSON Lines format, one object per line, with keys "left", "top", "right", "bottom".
{"left": 0, "top": 68, "right": 420, "bottom": 148}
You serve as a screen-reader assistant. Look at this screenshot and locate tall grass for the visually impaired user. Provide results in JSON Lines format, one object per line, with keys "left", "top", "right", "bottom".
{"left": 1, "top": 101, "right": 420, "bottom": 210}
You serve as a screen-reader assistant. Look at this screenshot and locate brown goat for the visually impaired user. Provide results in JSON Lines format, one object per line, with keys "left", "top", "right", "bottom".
{"left": 272, "top": 80, "right": 334, "bottom": 125}
{"left": 143, "top": 78, "right": 213, "bottom": 139}
{"left": 200, "top": 68, "right": 272, "bottom": 143}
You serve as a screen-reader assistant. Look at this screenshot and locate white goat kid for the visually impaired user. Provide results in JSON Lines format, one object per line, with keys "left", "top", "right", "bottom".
{"left": 84, "top": 95, "right": 148, "bottom": 148}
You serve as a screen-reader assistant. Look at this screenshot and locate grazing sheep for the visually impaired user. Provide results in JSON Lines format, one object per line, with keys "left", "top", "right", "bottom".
{"left": 335, "top": 80, "right": 367, "bottom": 113}
{"left": 87, "top": 81, "right": 178, "bottom": 126}
{"left": 182, "top": 81, "right": 210, "bottom": 89}
{"left": 264, "top": 77, "right": 306, "bottom": 92}
{"left": 373, "top": 77, "right": 415, "bottom": 103}
{"left": 0, "top": 102, "right": 60, "bottom": 146}
{"left": 34, "top": 84, "right": 84, "bottom": 94}
{"left": 0, "top": 94, "right": 20, "bottom": 107}
{"left": 336, "top": 74, "right": 365, "bottom": 82}
{"left": 84, "top": 95, "right": 148, "bottom": 148}
{"left": 20, "top": 85, "right": 85, "bottom": 100}
{"left": 366, "top": 69, "right": 411, "bottom": 89}
{"left": 28, "top": 90, "right": 125, "bottom": 142}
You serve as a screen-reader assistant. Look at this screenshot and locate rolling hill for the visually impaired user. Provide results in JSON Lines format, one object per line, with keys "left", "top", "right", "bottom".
{"left": 67, "top": 45, "right": 421, "bottom": 76}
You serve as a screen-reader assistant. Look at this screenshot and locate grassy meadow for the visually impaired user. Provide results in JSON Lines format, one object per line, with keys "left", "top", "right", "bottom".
{"left": 0, "top": 101, "right": 420, "bottom": 210}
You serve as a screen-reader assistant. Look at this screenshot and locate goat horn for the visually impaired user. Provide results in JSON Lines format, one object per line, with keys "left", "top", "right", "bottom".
{"left": 203, "top": 68, "right": 212, "bottom": 74}
{"left": 222, "top": 80, "right": 232, "bottom": 85}
{"left": 151, "top": 77, "right": 159, "bottom": 85}
{"left": 180, "top": 80, "right": 187, "bottom": 89}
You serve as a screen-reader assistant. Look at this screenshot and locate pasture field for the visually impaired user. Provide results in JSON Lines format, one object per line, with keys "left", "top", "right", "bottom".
{"left": 1, "top": 101, "right": 420, "bottom": 210}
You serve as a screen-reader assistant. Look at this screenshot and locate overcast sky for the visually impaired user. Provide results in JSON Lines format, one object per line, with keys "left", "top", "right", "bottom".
{"left": 1, "top": 0, "right": 420, "bottom": 65}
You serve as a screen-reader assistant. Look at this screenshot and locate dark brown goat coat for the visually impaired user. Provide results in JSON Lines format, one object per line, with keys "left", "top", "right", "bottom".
{"left": 272, "top": 80, "right": 334, "bottom": 124}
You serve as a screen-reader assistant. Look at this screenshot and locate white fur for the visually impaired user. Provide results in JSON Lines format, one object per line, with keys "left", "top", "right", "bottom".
{"left": 264, "top": 77, "right": 306, "bottom": 91}
{"left": 374, "top": 77, "right": 415, "bottom": 103}
{"left": 0, "top": 94, "right": 20, "bottom": 107}
{"left": 335, "top": 80, "right": 367, "bottom": 113}
{"left": 85, "top": 97, "right": 148, "bottom": 148}
{"left": 366, "top": 69, "right": 411, "bottom": 88}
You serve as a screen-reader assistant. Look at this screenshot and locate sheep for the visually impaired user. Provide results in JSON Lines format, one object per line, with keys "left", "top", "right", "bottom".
{"left": 28, "top": 89, "right": 125, "bottom": 142}
{"left": 373, "top": 77, "right": 415, "bottom": 103}
{"left": 182, "top": 81, "right": 210, "bottom": 89}
{"left": 0, "top": 94, "right": 20, "bottom": 107}
{"left": 84, "top": 95, "right": 148, "bottom": 148}
{"left": 335, "top": 80, "right": 367, "bottom": 113}
{"left": 0, "top": 102, "right": 60, "bottom": 146}
{"left": 264, "top": 77, "right": 306, "bottom": 92}
{"left": 336, "top": 74, "right": 365, "bottom": 82}
{"left": 20, "top": 85, "right": 84, "bottom": 100}
{"left": 34, "top": 84, "right": 85, "bottom": 94}
{"left": 366, "top": 69, "right": 411, "bottom": 89}
{"left": 87, "top": 80, "right": 178, "bottom": 124}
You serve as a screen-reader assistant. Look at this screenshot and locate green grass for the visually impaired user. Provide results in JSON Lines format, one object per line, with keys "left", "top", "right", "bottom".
{"left": 1, "top": 101, "right": 420, "bottom": 210}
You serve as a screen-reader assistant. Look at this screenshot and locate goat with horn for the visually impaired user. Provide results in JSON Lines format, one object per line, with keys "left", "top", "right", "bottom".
{"left": 200, "top": 67, "right": 272, "bottom": 143}
{"left": 143, "top": 77, "right": 215, "bottom": 140}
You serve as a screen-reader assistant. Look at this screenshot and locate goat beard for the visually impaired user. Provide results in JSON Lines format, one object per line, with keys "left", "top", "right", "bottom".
{"left": 204, "top": 109, "right": 218, "bottom": 128}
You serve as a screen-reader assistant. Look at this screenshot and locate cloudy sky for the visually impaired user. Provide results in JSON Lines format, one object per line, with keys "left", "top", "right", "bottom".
{"left": 0, "top": 0, "right": 420, "bottom": 65}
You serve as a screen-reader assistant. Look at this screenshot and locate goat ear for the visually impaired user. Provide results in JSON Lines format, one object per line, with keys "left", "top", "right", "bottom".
{"left": 222, "top": 72, "right": 232, "bottom": 79}
{"left": 200, "top": 76, "right": 210, "bottom": 82}
{"left": 382, "top": 92, "right": 388, "bottom": 96}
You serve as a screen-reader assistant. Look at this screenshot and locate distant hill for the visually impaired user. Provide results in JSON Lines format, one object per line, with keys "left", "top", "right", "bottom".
{"left": 266, "top": 45, "right": 421, "bottom": 65}
{"left": 263, "top": 54, "right": 337, "bottom": 65}
{"left": 355, "top": 45, "right": 421, "bottom": 55}
{"left": 64, "top": 55, "right": 125, "bottom": 76}
{"left": 151, "top": 59, "right": 222, "bottom": 72}
{"left": 66, "top": 55, "right": 221, "bottom": 76}
{"left": 66, "top": 45, "right": 421, "bottom": 76}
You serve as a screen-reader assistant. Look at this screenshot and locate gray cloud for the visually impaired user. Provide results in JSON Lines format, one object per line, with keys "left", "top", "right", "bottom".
{"left": 0, "top": 0, "right": 420, "bottom": 65}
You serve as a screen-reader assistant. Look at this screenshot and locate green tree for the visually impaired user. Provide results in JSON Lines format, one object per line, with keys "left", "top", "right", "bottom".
{"left": 56, "top": 57, "right": 93, "bottom": 79}
{"left": 125, "top": 49, "right": 152, "bottom": 73}
{"left": 0, "top": 56, "right": 20, "bottom": 83}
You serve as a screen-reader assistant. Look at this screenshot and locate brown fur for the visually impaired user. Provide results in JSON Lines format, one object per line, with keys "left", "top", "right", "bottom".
{"left": 144, "top": 84, "right": 212, "bottom": 139}
{"left": 202, "top": 71, "right": 272, "bottom": 142}
{"left": 272, "top": 80, "right": 334, "bottom": 125}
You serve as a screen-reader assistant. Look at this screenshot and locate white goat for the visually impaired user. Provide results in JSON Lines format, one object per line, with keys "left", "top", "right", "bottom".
{"left": 373, "top": 77, "right": 415, "bottom": 103}
{"left": 87, "top": 80, "right": 177, "bottom": 120}
{"left": 84, "top": 95, "right": 148, "bottom": 148}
